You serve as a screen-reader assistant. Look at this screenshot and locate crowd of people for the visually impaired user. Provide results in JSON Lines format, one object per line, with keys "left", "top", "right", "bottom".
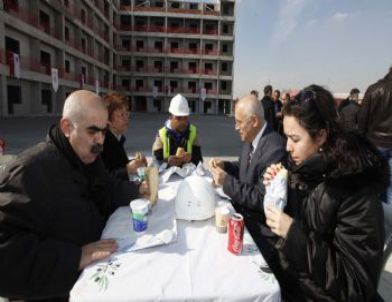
{"left": 0, "top": 66, "right": 391, "bottom": 301}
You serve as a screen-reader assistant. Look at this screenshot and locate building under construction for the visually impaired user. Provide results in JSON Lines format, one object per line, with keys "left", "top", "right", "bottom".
{"left": 0, "top": 0, "right": 235, "bottom": 117}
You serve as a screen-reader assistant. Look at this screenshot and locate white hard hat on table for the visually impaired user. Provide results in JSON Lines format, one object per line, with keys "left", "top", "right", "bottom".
{"left": 169, "top": 94, "right": 190, "bottom": 116}
{"left": 175, "top": 175, "right": 216, "bottom": 221}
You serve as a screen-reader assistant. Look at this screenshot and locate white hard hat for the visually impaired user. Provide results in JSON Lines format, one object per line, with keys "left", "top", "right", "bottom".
{"left": 175, "top": 175, "right": 216, "bottom": 221}
{"left": 169, "top": 94, "right": 190, "bottom": 116}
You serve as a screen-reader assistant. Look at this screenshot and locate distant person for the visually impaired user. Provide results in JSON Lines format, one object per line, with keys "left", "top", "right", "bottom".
{"left": 209, "top": 94, "right": 286, "bottom": 261}
{"left": 272, "top": 89, "right": 283, "bottom": 115}
{"left": 261, "top": 85, "right": 277, "bottom": 131}
{"left": 272, "top": 89, "right": 283, "bottom": 134}
{"left": 0, "top": 90, "right": 149, "bottom": 301}
{"left": 101, "top": 91, "right": 147, "bottom": 180}
{"left": 337, "top": 88, "right": 361, "bottom": 131}
{"left": 359, "top": 66, "right": 392, "bottom": 204}
{"left": 250, "top": 89, "right": 259, "bottom": 99}
{"left": 281, "top": 91, "right": 291, "bottom": 106}
{"left": 152, "top": 94, "right": 203, "bottom": 167}
{"left": 264, "top": 85, "right": 387, "bottom": 301}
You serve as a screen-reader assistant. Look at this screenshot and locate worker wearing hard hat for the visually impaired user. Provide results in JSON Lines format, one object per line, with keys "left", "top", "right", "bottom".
{"left": 152, "top": 94, "right": 203, "bottom": 167}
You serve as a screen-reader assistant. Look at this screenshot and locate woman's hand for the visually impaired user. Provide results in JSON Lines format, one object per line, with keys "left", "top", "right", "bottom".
{"left": 263, "top": 163, "right": 281, "bottom": 186}
{"left": 265, "top": 205, "right": 293, "bottom": 238}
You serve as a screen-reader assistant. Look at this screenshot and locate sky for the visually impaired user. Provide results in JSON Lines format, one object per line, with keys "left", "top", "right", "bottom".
{"left": 233, "top": 0, "right": 392, "bottom": 97}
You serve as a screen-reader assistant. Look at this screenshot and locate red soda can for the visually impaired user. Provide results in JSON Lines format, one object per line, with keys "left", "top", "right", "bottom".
{"left": 227, "top": 213, "right": 244, "bottom": 255}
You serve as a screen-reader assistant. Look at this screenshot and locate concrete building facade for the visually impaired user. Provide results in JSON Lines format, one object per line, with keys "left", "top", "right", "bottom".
{"left": 0, "top": 0, "right": 235, "bottom": 117}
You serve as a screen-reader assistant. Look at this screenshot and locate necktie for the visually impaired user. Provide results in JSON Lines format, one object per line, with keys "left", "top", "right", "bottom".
{"left": 248, "top": 143, "right": 254, "bottom": 166}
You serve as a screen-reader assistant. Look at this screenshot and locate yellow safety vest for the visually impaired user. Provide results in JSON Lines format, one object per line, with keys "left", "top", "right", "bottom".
{"left": 159, "top": 124, "right": 197, "bottom": 159}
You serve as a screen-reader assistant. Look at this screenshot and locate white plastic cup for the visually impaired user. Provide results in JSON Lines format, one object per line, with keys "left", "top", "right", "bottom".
{"left": 215, "top": 206, "right": 231, "bottom": 233}
{"left": 130, "top": 199, "right": 149, "bottom": 232}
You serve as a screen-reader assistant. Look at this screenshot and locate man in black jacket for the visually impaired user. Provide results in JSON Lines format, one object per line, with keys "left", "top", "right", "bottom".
{"left": 209, "top": 94, "right": 286, "bottom": 259}
{"left": 0, "top": 90, "right": 149, "bottom": 301}
{"left": 338, "top": 88, "right": 361, "bottom": 131}
{"left": 261, "top": 85, "right": 277, "bottom": 131}
{"left": 358, "top": 66, "right": 392, "bottom": 204}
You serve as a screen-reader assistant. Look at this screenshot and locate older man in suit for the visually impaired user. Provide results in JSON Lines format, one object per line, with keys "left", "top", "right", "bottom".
{"left": 209, "top": 94, "right": 286, "bottom": 260}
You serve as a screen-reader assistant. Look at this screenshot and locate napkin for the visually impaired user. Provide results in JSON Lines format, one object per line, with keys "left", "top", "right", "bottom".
{"left": 101, "top": 201, "right": 177, "bottom": 252}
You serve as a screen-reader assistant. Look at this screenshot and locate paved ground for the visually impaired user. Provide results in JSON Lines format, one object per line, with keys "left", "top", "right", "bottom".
{"left": 0, "top": 113, "right": 391, "bottom": 300}
{"left": 0, "top": 113, "right": 242, "bottom": 157}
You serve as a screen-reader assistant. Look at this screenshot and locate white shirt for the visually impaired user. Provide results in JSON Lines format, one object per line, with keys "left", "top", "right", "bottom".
{"left": 251, "top": 123, "right": 267, "bottom": 156}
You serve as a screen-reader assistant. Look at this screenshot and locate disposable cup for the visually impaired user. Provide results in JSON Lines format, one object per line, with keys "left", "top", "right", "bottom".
{"left": 215, "top": 206, "right": 231, "bottom": 233}
{"left": 130, "top": 199, "right": 149, "bottom": 232}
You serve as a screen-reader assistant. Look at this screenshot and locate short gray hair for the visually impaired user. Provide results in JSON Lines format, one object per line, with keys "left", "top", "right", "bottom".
{"left": 238, "top": 95, "right": 264, "bottom": 120}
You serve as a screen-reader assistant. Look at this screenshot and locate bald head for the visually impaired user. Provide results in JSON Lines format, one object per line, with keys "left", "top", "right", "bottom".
{"left": 234, "top": 95, "right": 264, "bottom": 143}
{"left": 63, "top": 90, "right": 107, "bottom": 124}
{"left": 60, "top": 90, "right": 109, "bottom": 164}
{"left": 236, "top": 94, "right": 264, "bottom": 120}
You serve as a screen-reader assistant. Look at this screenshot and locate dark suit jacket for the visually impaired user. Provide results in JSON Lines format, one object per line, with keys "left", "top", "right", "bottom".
{"left": 222, "top": 124, "right": 286, "bottom": 262}
{"left": 223, "top": 124, "right": 286, "bottom": 213}
{"left": 101, "top": 130, "right": 130, "bottom": 180}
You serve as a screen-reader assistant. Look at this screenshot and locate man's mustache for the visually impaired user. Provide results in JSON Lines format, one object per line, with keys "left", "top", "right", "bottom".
{"left": 91, "top": 144, "right": 103, "bottom": 154}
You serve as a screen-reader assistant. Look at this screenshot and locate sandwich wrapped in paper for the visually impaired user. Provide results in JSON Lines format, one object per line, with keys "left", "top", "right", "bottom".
{"left": 263, "top": 163, "right": 288, "bottom": 211}
{"left": 145, "top": 166, "right": 159, "bottom": 207}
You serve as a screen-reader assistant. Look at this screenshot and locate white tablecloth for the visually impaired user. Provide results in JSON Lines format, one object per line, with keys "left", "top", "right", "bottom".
{"left": 70, "top": 179, "right": 281, "bottom": 302}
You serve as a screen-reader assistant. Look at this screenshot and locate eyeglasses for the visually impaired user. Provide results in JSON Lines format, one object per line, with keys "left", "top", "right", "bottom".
{"left": 114, "top": 110, "right": 130, "bottom": 119}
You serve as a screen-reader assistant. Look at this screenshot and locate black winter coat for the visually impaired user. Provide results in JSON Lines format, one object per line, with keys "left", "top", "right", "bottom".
{"left": 338, "top": 99, "right": 360, "bottom": 131}
{"left": 0, "top": 126, "right": 140, "bottom": 300}
{"left": 270, "top": 133, "right": 388, "bottom": 301}
{"left": 101, "top": 130, "right": 130, "bottom": 180}
{"left": 358, "top": 70, "right": 392, "bottom": 148}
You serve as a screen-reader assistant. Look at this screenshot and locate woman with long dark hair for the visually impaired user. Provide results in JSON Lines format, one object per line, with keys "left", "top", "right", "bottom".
{"left": 264, "top": 85, "right": 388, "bottom": 301}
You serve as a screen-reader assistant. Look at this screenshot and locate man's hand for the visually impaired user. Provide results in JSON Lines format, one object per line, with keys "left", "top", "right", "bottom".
{"left": 265, "top": 205, "right": 293, "bottom": 238}
{"left": 79, "top": 239, "right": 118, "bottom": 270}
{"left": 182, "top": 152, "right": 192, "bottom": 164}
{"left": 138, "top": 180, "right": 150, "bottom": 198}
{"left": 208, "top": 158, "right": 224, "bottom": 170}
{"left": 168, "top": 155, "right": 183, "bottom": 167}
{"left": 209, "top": 164, "right": 227, "bottom": 186}
{"left": 168, "top": 152, "right": 192, "bottom": 167}
{"left": 127, "top": 157, "right": 148, "bottom": 174}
